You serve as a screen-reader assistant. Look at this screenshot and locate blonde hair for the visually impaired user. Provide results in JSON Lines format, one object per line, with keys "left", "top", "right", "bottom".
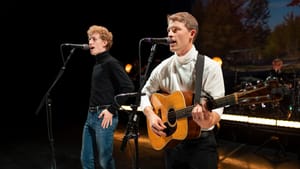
{"left": 87, "top": 25, "right": 113, "bottom": 50}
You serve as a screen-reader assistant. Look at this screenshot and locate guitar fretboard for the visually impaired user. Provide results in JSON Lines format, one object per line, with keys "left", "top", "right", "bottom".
{"left": 174, "top": 94, "right": 237, "bottom": 119}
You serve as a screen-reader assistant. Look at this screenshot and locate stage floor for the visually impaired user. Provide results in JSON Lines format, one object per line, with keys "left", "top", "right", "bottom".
{"left": 1, "top": 118, "right": 299, "bottom": 169}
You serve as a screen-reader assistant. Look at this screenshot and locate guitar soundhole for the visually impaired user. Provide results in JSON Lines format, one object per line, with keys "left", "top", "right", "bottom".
{"left": 168, "top": 108, "right": 176, "bottom": 125}
{"left": 163, "top": 122, "right": 176, "bottom": 137}
{"left": 159, "top": 108, "right": 177, "bottom": 137}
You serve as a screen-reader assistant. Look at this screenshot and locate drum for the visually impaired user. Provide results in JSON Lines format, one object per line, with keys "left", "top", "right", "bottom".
{"left": 239, "top": 80, "right": 263, "bottom": 91}
{"left": 244, "top": 82, "right": 254, "bottom": 91}
{"left": 260, "top": 78, "right": 293, "bottom": 119}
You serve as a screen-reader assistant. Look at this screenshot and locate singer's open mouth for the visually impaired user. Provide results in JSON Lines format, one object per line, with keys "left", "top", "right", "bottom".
{"left": 170, "top": 40, "right": 176, "bottom": 45}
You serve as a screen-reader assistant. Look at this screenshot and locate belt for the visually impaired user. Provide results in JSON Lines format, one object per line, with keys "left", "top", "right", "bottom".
{"left": 88, "top": 105, "right": 110, "bottom": 112}
{"left": 199, "top": 130, "right": 213, "bottom": 138}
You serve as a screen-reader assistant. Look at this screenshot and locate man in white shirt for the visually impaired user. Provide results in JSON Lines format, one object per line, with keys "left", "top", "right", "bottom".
{"left": 140, "top": 12, "right": 225, "bottom": 169}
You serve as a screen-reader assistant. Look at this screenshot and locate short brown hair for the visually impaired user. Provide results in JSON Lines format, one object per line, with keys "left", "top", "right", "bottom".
{"left": 167, "top": 12, "right": 199, "bottom": 42}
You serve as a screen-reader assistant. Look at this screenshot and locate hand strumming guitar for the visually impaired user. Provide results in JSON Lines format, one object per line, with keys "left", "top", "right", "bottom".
{"left": 144, "top": 106, "right": 167, "bottom": 137}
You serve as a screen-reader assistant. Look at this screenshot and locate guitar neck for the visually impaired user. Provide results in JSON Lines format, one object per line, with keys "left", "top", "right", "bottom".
{"left": 176, "top": 93, "right": 238, "bottom": 119}
{"left": 211, "top": 93, "right": 238, "bottom": 109}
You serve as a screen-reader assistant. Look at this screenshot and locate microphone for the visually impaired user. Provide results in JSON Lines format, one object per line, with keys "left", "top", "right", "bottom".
{"left": 142, "top": 37, "right": 173, "bottom": 45}
{"left": 62, "top": 43, "right": 90, "bottom": 50}
{"left": 115, "top": 92, "right": 146, "bottom": 97}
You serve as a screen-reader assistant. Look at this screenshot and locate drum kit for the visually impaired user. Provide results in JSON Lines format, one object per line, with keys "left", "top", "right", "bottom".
{"left": 235, "top": 74, "right": 300, "bottom": 120}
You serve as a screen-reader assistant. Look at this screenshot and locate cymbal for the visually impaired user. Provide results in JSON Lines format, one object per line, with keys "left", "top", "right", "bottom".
{"left": 240, "top": 76, "right": 262, "bottom": 82}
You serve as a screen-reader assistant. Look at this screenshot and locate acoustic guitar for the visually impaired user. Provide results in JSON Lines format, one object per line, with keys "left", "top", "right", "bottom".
{"left": 147, "top": 82, "right": 283, "bottom": 150}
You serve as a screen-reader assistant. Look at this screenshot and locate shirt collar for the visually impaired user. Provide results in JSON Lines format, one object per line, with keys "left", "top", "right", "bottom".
{"left": 175, "top": 45, "right": 197, "bottom": 64}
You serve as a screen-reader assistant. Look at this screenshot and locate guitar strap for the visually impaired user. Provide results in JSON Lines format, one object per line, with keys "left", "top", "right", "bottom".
{"left": 194, "top": 53, "right": 204, "bottom": 104}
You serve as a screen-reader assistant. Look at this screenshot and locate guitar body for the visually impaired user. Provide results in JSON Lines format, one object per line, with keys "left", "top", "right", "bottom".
{"left": 148, "top": 91, "right": 201, "bottom": 150}
{"left": 146, "top": 83, "right": 284, "bottom": 150}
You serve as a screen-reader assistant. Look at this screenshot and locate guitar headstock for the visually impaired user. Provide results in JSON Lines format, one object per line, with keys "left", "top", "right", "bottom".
{"left": 205, "top": 79, "right": 290, "bottom": 110}
{"left": 236, "top": 80, "right": 288, "bottom": 106}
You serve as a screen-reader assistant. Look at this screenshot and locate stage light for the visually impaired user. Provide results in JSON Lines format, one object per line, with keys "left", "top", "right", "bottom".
{"left": 125, "top": 63, "right": 133, "bottom": 73}
{"left": 212, "top": 56, "right": 222, "bottom": 66}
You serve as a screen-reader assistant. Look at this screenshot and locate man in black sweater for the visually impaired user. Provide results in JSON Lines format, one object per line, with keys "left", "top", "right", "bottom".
{"left": 80, "top": 25, "right": 135, "bottom": 169}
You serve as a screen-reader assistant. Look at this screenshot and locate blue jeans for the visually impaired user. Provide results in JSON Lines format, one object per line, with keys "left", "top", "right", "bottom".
{"left": 80, "top": 109, "right": 118, "bottom": 169}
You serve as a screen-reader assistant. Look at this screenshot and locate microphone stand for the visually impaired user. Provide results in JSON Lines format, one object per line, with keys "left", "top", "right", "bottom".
{"left": 34, "top": 47, "right": 76, "bottom": 169}
{"left": 120, "top": 102, "right": 141, "bottom": 169}
{"left": 120, "top": 44, "right": 157, "bottom": 169}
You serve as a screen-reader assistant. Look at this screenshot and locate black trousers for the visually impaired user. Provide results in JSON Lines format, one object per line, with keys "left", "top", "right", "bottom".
{"left": 164, "top": 131, "right": 218, "bottom": 169}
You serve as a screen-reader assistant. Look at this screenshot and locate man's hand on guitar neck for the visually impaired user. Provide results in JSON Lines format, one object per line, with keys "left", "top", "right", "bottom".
{"left": 192, "top": 101, "right": 220, "bottom": 129}
{"left": 144, "top": 106, "right": 167, "bottom": 137}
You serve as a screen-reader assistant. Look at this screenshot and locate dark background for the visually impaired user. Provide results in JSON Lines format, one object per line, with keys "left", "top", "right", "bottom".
{"left": 1, "top": 0, "right": 196, "bottom": 137}
{"left": 1, "top": 3, "right": 300, "bottom": 169}
{"left": 1, "top": 0, "right": 299, "bottom": 149}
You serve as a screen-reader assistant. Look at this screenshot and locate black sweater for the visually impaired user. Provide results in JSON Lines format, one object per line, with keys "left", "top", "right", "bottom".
{"left": 89, "top": 51, "right": 135, "bottom": 114}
